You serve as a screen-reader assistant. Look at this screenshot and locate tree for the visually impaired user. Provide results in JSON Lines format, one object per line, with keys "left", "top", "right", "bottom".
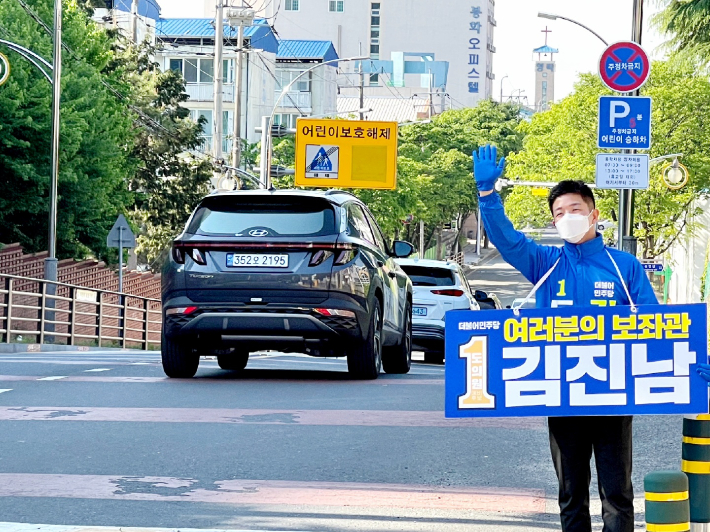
{"left": 117, "top": 43, "right": 212, "bottom": 268}
{"left": 654, "top": 0, "right": 710, "bottom": 67}
{"left": 0, "top": 0, "right": 134, "bottom": 260}
{"left": 504, "top": 63, "right": 710, "bottom": 258}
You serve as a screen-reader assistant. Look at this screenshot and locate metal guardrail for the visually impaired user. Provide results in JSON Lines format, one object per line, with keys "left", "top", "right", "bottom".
{"left": 0, "top": 273, "right": 162, "bottom": 349}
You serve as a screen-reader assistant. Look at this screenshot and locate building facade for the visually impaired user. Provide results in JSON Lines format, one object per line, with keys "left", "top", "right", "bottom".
{"left": 204, "top": 0, "right": 496, "bottom": 109}
{"left": 533, "top": 44, "right": 558, "bottom": 112}
{"left": 154, "top": 20, "right": 338, "bottom": 152}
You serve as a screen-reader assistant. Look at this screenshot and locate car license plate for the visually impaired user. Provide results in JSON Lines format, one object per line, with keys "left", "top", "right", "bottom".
{"left": 226, "top": 254, "right": 289, "bottom": 268}
{"left": 413, "top": 306, "right": 428, "bottom": 316}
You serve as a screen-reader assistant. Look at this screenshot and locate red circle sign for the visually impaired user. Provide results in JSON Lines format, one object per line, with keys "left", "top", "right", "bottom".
{"left": 599, "top": 41, "right": 650, "bottom": 92}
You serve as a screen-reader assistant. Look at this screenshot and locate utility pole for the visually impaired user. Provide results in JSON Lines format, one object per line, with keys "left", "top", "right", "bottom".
{"left": 428, "top": 69, "right": 434, "bottom": 119}
{"left": 231, "top": 23, "right": 245, "bottom": 170}
{"left": 45, "top": 0, "right": 61, "bottom": 285}
{"left": 358, "top": 44, "right": 365, "bottom": 120}
{"left": 212, "top": 0, "right": 225, "bottom": 187}
{"left": 130, "top": 0, "right": 139, "bottom": 43}
{"left": 618, "top": 0, "right": 643, "bottom": 254}
{"left": 228, "top": 5, "right": 253, "bottom": 171}
{"left": 419, "top": 220, "right": 425, "bottom": 259}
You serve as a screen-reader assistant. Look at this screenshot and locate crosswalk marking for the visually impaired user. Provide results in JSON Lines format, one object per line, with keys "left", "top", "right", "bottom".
{"left": 36, "top": 376, "right": 66, "bottom": 381}
{"left": 83, "top": 368, "right": 112, "bottom": 372}
{"left": 0, "top": 406, "right": 544, "bottom": 429}
{"left": 0, "top": 389, "right": 11, "bottom": 394}
{"left": 0, "top": 474, "right": 547, "bottom": 513}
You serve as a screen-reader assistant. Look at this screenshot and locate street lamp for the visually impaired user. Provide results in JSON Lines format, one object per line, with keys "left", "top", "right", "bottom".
{"left": 500, "top": 74, "right": 508, "bottom": 103}
{"left": 537, "top": 12, "right": 609, "bottom": 47}
{"left": 261, "top": 55, "right": 369, "bottom": 188}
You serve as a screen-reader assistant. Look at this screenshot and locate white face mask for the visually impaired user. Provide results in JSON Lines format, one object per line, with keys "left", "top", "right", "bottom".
{"left": 555, "top": 212, "right": 593, "bottom": 244}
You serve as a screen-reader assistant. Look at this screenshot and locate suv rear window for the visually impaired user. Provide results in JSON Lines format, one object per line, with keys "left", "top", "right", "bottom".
{"left": 400, "top": 266, "right": 456, "bottom": 287}
{"left": 188, "top": 198, "right": 337, "bottom": 237}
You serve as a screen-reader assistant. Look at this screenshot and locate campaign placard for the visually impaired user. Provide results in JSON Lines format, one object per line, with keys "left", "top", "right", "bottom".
{"left": 445, "top": 304, "right": 708, "bottom": 418}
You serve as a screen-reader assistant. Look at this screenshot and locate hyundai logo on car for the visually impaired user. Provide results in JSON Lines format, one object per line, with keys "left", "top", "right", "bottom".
{"left": 249, "top": 229, "right": 269, "bottom": 237}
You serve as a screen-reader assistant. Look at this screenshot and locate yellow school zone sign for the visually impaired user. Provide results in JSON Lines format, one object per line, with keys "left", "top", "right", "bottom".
{"left": 295, "top": 118, "right": 398, "bottom": 190}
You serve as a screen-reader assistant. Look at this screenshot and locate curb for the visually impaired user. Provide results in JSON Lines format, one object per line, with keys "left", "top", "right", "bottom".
{"left": 469, "top": 248, "right": 500, "bottom": 269}
{"left": 0, "top": 524, "right": 305, "bottom": 532}
{"left": 0, "top": 344, "right": 149, "bottom": 354}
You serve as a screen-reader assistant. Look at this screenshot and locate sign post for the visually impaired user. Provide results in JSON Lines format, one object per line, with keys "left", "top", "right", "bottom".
{"left": 107, "top": 214, "right": 136, "bottom": 294}
{"left": 295, "top": 118, "right": 398, "bottom": 190}
{"left": 597, "top": 41, "right": 652, "bottom": 253}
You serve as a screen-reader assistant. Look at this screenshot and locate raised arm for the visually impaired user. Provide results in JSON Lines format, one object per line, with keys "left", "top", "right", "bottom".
{"left": 474, "top": 145, "right": 557, "bottom": 284}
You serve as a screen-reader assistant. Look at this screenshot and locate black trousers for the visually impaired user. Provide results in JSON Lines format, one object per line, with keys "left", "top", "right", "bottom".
{"left": 548, "top": 416, "right": 634, "bottom": 532}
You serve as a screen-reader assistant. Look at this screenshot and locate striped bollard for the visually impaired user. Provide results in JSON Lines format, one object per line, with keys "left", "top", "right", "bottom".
{"left": 683, "top": 415, "right": 710, "bottom": 531}
{"left": 644, "top": 470, "right": 690, "bottom": 532}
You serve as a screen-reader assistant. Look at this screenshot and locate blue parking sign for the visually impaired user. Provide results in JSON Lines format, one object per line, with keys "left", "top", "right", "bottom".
{"left": 598, "top": 96, "right": 652, "bottom": 150}
{"left": 445, "top": 304, "right": 708, "bottom": 418}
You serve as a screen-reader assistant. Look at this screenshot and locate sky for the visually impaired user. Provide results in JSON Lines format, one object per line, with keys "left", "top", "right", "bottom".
{"left": 158, "top": 0, "right": 668, "bottom": 104}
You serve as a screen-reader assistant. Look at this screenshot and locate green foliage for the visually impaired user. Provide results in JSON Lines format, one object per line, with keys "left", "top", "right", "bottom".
{"left": 654, "top": 0, "right": 710, "bottom": 67}
{"left": 0, "top": 0, "right": 134, "bottom": 261}
{"left": 505, "top": 63, "right": 710, "bottom": 258}
{"left": 359, "top": 101, "right": 525, "bottom": 245}
{"left": 121, "top": 44, "right": 212, "bottom": 268}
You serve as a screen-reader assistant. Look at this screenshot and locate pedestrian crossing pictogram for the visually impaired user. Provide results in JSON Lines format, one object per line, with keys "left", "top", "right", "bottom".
{"left": 305, "top": 145, "right": 339, "bottom": 178}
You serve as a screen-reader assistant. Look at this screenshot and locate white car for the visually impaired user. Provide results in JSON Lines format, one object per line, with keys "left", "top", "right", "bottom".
{"left": 396, "top": 258, "right": 480, "bottom": 363}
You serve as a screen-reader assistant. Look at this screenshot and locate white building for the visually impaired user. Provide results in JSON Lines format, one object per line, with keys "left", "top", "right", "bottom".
{"left": 92, "top": 0, "right": 160, "bottom": 45}
{"left": 154, "top": 19, "right": 339, "bottom": 152}
{"left": 203, "top": 0, "right": 496, "bottom": 109}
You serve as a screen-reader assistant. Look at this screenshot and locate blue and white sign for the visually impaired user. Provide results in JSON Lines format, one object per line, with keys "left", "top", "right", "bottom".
{"left": 305, "top": 145, "right": 339, "bottom": 179}
{"left": 445, "top": 304, "right": 708, "bottom": 418}
{"left": 598, "top": 96, "right": 652, "bottom": 150}
{"left": 642, "top": 262, "right": 664, "bottom": 273}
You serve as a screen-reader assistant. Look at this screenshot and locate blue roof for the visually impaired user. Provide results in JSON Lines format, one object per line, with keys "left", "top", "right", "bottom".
{"left": 534, "top": 45, "right": 559, "bottom": 54}
{"left": 277, "top": 40, "right": 339, "bottom": 63}
{"left": 113, "top": 0, "right": 160, "bottom": 21}
{"left": 156, "top": 18, "right": 279, "bottom": 54}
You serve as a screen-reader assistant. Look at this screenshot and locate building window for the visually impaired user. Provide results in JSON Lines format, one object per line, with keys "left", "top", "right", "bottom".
{"left": 369, "top": 73, "right": 379, "bottom": 86}
{"left": 274, "top": 114, "right": 298, "bottom": 129}
{"left": 278, "top": 70, "right": 311, "bottom": 92}
{"left": 369, "top": 2, "right": 380, "bottom": 69}
{"left": 285, "top": 0, "right": 299, "bottom": 10}
{"left": 329, "top": 0, "right": 344, "bottom": 12}
{"left": 171, "top": 58, "right": 225, "bottom": 84}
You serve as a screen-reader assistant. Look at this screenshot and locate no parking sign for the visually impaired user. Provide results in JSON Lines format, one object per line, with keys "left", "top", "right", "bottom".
{"left": 599, "top": 41, "right": 650, "bottom": 93}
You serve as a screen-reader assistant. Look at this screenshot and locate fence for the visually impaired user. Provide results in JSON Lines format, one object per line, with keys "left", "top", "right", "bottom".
{"left": 412, "top": 248, "right": 466, "bottom": 266}
{"left": 0, "top": 273, "right": 162, "bottom": 349}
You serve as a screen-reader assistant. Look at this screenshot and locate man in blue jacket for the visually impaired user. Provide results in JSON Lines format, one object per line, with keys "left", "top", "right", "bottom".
{"left": 474, "top": 145, "right": 658, "bottom": 532}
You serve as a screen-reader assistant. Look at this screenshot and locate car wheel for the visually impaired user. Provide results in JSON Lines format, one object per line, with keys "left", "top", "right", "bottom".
{"left": 217, "top": 351, "right": 249, "bottom": 371}
{"left": 161, "top": 331, "right": 199, "bottom": 378}
{"left": 347, "top": 300, "right": 382, "bottom": 379}
{"left": 382, "top": 302, "right": 412, "bottom": 374}
{"left": 423, "top": 351, "right": 445, "bottom": 365}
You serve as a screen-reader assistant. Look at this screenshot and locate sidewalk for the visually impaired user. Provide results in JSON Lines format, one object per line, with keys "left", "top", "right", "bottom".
{"left": 463, "top": 240, "right": 499, "bottom": 267}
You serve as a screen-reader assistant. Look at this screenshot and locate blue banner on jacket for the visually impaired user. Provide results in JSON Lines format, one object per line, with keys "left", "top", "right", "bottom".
{"left": 445, "top": 304, "right": 708, "bottom": 418}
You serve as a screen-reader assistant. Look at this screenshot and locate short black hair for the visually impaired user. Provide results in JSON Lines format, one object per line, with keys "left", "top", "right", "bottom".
{"left": 548, "top": 180, "right": 596, "bottom": 213}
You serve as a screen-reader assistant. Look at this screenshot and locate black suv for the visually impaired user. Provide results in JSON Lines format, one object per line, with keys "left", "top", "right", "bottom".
{"left": 161, "top": 189, "right": 415, "bottom": 379}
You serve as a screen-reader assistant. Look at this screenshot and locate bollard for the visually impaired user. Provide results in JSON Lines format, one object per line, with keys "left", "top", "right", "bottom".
{"left": 644, "top": 470, "right": 690, "bottom": 532}
{"left": 682, "top": 415, "right": 710, "bottom": 531}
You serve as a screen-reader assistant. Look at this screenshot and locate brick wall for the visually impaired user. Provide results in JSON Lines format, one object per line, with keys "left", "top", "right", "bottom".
{"left": 0, "top": 243, "right": 161, "bottom": 299}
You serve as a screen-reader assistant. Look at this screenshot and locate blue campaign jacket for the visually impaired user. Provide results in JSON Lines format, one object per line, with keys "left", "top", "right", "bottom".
{"left": 479, "top": 192, "right": 658, "bottom": 308}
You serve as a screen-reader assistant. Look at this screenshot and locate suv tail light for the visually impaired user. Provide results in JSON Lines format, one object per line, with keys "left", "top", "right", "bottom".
{"left": 431, "top": 289, "right": 465, "bottom": 297}
{"left": 172, "top": 245, "right": 185, "bottom": 264}
{"left": 190, "top": 248, "right": 207, "bottom": 265}
{"left": 334, "top": 247, "right": 356, "bottom": 266}
{"left": 309, "top": 250, "right": 333, "bottom": 267}
{"left": 315, "top": 308, "right": 356, "bottom": 318}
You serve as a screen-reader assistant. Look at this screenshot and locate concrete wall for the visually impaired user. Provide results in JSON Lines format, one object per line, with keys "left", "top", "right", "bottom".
{"left": 667, "top": 197, "right": 710, "bottom": 304}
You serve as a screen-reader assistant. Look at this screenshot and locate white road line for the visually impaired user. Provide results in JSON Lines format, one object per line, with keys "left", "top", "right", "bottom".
{"left": 0, "top": 390, "right": 11, "bottom": 394}
{"left": 36, "top": 376, "right": 67, "bottom": 381}
{"left": 83, "top": 368, "right": 112, "bottom": 372}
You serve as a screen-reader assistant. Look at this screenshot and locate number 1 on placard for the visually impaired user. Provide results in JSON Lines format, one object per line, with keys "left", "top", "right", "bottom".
{"left": 458, "top": 336, "right": 496, "bottom": 409}
{"left": 557, "top": 279, "right": 566, "bottom": 297}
